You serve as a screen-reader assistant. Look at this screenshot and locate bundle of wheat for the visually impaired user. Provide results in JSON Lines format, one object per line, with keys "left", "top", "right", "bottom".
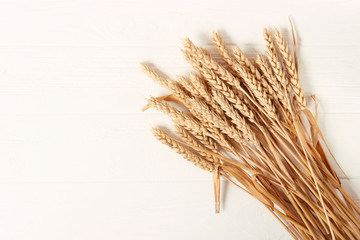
{"left": 141, "top": 24, "right": 360, "bottom": 239}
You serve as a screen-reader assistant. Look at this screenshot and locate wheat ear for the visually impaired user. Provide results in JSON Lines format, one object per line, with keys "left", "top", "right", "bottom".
{"left": 174, "top": 125, "right": 220, "bottom": 164}
{"left": 140, "top": 63, "right": 193, "bottom": 107}
{"left": 152, "top": 128, "right": 215, "bottom": 171}
{"left": 211, "top": 31, "right": 240, "bottom": 73}
{"left": 274, "top": 28, "right": 306, "bottom": 108}
{"left": 263, "top": 29, "right": 290, "bottom": 101}
{"left": 255, "top": 55, "right": 283, "bottom": 102}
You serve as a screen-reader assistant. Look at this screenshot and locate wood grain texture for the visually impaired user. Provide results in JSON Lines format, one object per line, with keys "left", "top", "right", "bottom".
{"left": 0, "top": 0, "right": 359, "bottom": 239}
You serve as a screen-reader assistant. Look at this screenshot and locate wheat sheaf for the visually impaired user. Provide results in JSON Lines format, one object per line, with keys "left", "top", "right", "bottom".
{"left": 141, "top": 24, "right": 360, "bottom": 240}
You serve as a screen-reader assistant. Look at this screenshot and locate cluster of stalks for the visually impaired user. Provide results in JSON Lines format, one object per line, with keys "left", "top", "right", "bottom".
{"left": 141, "top": 26, "right": 360, "bottom": 240}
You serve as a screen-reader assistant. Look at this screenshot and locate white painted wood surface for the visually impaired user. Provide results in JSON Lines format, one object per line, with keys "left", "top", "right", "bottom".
{"left": 0, "top": 0, "right": 359, "bottom": 239}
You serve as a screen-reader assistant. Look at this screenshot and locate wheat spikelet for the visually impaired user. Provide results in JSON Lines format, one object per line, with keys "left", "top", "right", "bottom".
{"left": 152, "top": 127, "right": 215, "bottom": 171}
{"left": 174, "top": 125, "right": 207, "bottom": 152}
{"left": 177, "top": 75, "right": 200, "bottom": 97}
{"left": 189, "top": 72, "right": 212, "bottom": 103}
{"left": 274, "top": 28, "right": 306, "bottom": 108}
{"left": 192, "top": 131, "right": 220, "bottom": 153}
{"left": 140, "top": 63, "right": 171, "bottom": 89}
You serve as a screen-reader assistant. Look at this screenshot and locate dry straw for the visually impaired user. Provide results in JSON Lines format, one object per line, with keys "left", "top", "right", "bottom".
{"left": 141, "top": 24, "right": 360, "bottom": 240}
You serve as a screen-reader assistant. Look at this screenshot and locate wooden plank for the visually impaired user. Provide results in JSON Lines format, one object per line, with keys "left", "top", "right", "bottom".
{"left": 0, "top": 0, "right": 357, "bottom": 47}
{"left": 0, "top": 46, "right": 358, "bottom": 87}
{"left": 0, "top": 45, "right": 358, "bottom": 114}
{"left": 0, "top": 180, "right": 357, "bottom": 239}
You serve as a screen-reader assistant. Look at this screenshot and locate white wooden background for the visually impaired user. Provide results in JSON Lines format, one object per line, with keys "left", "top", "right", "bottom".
{"left": 0, "top": 0, "right": 359, "bottom": 239}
